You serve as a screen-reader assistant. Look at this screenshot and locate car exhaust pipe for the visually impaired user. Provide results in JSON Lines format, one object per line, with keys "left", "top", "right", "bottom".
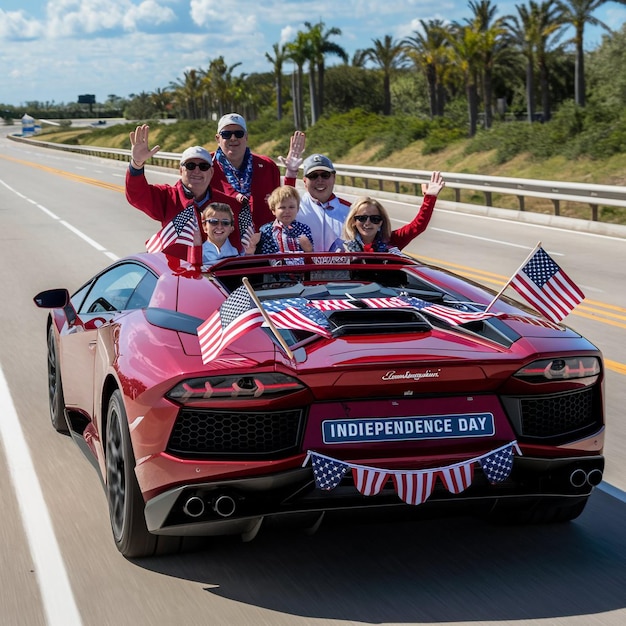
{"left": 569, "top": 468, "right": 587, "bottom": 488}
{"left": 586, "top": 468, "right": 603, "bottom": 486}
{"left": 183, "top": 496, "right": 205, "bottom": 518}
{"left": 212, "top": 494, "right": 237, "bottom": 518}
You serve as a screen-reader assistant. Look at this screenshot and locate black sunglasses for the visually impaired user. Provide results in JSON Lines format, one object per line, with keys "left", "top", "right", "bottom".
{"left": 306, "top": 171, "right": 333, "bottom": 180}
{"left": 354, "top": 215, "right": 383, "bottom": 224}
{"left": 203, "top": 218, "right": 233, "bottom": 226}
{"left": 183, "top": 162, "right": 211, "bottom": 171}
{"left": 219, "top": 130, "right": 246, "bottom": 139}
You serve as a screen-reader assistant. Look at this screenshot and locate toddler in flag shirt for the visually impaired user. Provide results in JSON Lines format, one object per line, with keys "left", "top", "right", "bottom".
{"left": 257, "top": 186, "right": 314, "bottom": 263}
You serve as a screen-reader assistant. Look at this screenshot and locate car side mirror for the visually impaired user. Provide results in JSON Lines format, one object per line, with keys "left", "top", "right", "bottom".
{"left": 33, "top": 289, "right": 70, "bottom": 308}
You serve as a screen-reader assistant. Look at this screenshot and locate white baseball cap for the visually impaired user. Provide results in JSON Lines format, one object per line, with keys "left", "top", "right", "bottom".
{"left": 217, "top": 113, "right": 247, "bottom": 133}
{"left": 180, "top": 146, "right": 212, "bottom": 165}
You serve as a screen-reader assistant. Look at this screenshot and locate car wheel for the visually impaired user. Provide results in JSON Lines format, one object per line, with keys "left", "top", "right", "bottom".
{"left": 47, "top": 326, "right": 68, "bottom": 433}
{"left": 105, "top": 390, "right": 159, "bottom": 558}
{"left": 486, "top": 497, "right": 589, "bottom": 525}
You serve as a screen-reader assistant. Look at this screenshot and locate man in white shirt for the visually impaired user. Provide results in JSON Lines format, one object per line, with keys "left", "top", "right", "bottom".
{"left": 285, "top": 154, "right": 351, "bottom": 252}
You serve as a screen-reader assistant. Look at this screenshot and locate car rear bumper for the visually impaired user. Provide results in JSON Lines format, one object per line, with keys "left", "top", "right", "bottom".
{"left": 143, "top": 453, "right": 604, "bottom": 537}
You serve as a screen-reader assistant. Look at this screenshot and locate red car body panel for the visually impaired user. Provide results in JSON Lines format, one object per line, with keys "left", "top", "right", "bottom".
{"left": 36, "top": 250, "right": 605, "bottom": 554}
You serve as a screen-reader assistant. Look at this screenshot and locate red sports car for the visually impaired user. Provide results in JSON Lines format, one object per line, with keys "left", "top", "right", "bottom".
{"left": 34, "top": 251, "right": 605, "bottom": 558}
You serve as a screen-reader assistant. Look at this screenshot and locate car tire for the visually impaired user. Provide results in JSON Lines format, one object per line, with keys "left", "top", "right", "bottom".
{"left": 47, "top": 325, "right": 69, "bottom": 433}
{"left": 105, "top": 390, "right": 160, "bottom": 558}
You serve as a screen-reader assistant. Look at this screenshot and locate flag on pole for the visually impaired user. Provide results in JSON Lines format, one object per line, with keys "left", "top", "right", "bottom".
{"left": 399, "top": 296, "right": 500, "bottom": 326}
{"left": 197, "top": 286, "right": 264, "bottom": 364}
{"left": 263, "top": 298, "right": 332, "bottom": 337}
{"left": 146, "top": 206, "right": 199, "bottom": 254}
{"left": 509, "top": 246, "right": 584, "bottom": 322}
{"left": 238, "top": 198, "right": 255, "bottom": 249}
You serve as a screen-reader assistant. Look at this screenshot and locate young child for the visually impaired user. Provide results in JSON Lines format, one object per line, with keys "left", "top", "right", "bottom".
{"left": 201, "top": 202, "right": 258, "bottom": 265}
{"left": 257, "top": 186, "right": 314, "bottom": 259}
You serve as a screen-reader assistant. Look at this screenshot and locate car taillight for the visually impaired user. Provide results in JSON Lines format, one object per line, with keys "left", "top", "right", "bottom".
{"left": 166, "top": 373, "right": 305, "bottom": 402}
{"left": 514, "top": 356, "right": 601, "bottom": 382}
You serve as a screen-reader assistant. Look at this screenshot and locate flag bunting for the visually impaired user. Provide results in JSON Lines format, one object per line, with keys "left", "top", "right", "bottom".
{"left": 304, "top": 441, "right": 521, "bottom": 505}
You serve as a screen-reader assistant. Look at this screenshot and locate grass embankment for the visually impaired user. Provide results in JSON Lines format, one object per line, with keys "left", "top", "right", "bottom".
{"left": 37, "top": 120, "right": 626, "bottom": 225}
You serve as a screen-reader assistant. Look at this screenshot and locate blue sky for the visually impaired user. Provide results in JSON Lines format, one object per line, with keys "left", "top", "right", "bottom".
{"left": 1, "top": 0, "right": 624, "bottom": 108}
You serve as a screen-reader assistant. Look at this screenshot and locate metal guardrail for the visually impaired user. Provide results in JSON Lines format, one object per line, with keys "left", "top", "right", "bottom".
{"left": 9, "top": 134, "right": 626, "bottom": 223}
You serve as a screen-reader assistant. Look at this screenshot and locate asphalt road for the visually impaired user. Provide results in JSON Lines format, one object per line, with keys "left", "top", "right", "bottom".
{"left": 1, "top": 132, "right": 625, "bottom": 626}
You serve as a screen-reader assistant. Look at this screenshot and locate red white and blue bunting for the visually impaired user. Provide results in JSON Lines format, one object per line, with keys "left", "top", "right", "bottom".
{"left": 304, "top": 441, "right": 521, "bottom": 506}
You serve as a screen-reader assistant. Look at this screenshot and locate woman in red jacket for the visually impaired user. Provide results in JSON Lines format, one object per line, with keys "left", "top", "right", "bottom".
{"left": 341, "top": 171, "right": 445, "bottom": 253}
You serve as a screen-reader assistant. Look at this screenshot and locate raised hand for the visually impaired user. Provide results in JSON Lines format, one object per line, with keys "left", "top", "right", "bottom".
{"left": 129, "top": 124, "right": 161, "bottom": 167}
{"left": 421, "top": 171, "right": 445, "bottom": 197}
{"left": 277, "top": 131, "right": 306, "bottom": 176}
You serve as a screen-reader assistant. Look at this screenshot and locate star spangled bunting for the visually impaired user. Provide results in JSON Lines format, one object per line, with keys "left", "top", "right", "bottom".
{"left": 311, "top": 454, "right": 349, "bottom": 490}
{"left": 352, "top": 466, "right": 391, "bottom": 496}
{"left": 510, "top": 246, "right": 585, "bottom": 323}
{"left": 263, "top": 297, "right": 332, "bottom": 337}
{"left": 308, "top": 299, "right": 359, "bottom": 311}
{"left": 146, "top": 206, "right": 198, "bottom": 254}
{"left": 398, "top": 296, "right": 499, "bottom": 326}
{"left": 393, "top": 470, "right": 437, "bottom": 505}
{"left": 197, "top": 286, "right": 264, "bottom": 364}
{"left": 478, "top": 443, "right": 515, "bottom": 483}
{"left": 438, "top": 462, "right": 474, "bottom": 494}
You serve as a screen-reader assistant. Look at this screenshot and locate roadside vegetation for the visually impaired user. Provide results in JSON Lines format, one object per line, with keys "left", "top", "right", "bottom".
{"left": 5, "top": 1, "right": 626, "bottom": 222}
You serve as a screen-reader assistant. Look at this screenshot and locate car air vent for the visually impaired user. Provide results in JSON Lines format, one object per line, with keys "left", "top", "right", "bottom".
{"left": 329, "top": 308, "right": 431, "bottom": 336}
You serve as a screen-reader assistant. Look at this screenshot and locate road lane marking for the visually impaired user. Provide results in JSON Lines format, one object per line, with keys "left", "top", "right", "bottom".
{"left": 0, "top": 366, "right": 83, "bottom": 626}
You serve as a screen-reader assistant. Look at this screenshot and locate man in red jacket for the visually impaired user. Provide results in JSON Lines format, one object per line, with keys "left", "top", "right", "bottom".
{"left": 211, "top": 113, "right": 304, "bottom": 249}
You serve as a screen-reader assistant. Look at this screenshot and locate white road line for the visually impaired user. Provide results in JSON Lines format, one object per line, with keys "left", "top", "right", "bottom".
{"left": 0, "top": 366, "right": 83, "bottom": 626}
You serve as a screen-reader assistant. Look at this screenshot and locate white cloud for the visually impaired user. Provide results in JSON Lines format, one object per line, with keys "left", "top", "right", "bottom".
{"left": 0, "top": 9, "right": 45, "bottom": 39}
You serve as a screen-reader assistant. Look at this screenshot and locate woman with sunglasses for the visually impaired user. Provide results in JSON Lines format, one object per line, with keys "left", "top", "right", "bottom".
{"left": 341, "top": 171, "right": 445, "bottom": 253}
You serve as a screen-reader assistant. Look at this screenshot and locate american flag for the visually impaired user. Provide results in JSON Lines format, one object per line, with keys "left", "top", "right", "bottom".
{"left": 510, "top": 246, "right": 585, "bottom": 323}
{"left": 238, "top": 198, "right": 255, "bottom": 248}
{"left": 263, "top": 298, "right": 332, "bottom": 337}
{"left": 360, "top": 296, "right": 411, "bottom": 309}
{"left": 479, "top": 443, "right": 515, "bottom": 484}
{"left": 352, "top": 466, "right": 391, "bottom": 496}
{"left": 197, "top": 286, "right": 264, "bottom": 364}
{"left": 146, "top": 206, "right": 199, "bottom": 254}
{"left": 399, "top": 296, "right": 499, "bottom": 326}
{"left": 393, "top": 470, "right": 437, "bottom": 505}
{"left": 438, "top": 462, "right": 474, "bottom": 494}
{"left": 311, "top": 454, "right": 349, "bottom": 490}
{"left": 307, "top": 299, "right": 359, "bottom": 311}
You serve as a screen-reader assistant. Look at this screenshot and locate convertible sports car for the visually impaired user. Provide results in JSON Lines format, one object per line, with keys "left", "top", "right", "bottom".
{"left": 34, "top": 250, "right": 605, "bottom": 558}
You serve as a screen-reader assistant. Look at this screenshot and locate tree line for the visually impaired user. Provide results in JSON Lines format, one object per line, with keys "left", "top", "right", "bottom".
{"left": 5, "top": 0, "right": 626, "bottom": 140}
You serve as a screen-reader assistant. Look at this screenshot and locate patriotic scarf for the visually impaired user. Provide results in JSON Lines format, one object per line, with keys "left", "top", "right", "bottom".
{"left": 214, "top": 147, "right": 254, "bottom": 196}
{"left": 343, "top": 232, "right": 399, "bottom": 254}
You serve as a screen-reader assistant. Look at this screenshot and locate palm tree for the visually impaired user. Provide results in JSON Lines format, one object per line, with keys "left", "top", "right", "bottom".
{"left": 265, "top": 43, "right": 287, "bottom": 121}
{"left": 467, "top": 0, "right": 509, "bottom": 129}
{"left": 504, "top": 4, "right": 540, "bottom": 123}
{"left": 404, "top": 19, "right": 451, "bottom": 118}
{"left": 535, "top": 1, "right": 566, "bottom": 121}
{"left": 555, "top": 0, "right": 617, "bottom": 106}
{"left": 169, "top": 69, "right": 204, "bottom": 119}
{"left": 364, "top": 35, "right": 408, "bottom": 115}
{"left": 447, "top": 23, "right": 483, "bottom": 135}
{"left": 304, "top": 21, "right": 348, "bottom": 121}
{"left": 286, "top": 32, "right": 310, "bottom": 129}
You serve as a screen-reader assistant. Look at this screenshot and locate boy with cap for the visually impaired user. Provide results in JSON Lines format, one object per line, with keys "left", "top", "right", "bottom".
{"left": 283, "top": 153, "right": 351, "bottom": 252}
